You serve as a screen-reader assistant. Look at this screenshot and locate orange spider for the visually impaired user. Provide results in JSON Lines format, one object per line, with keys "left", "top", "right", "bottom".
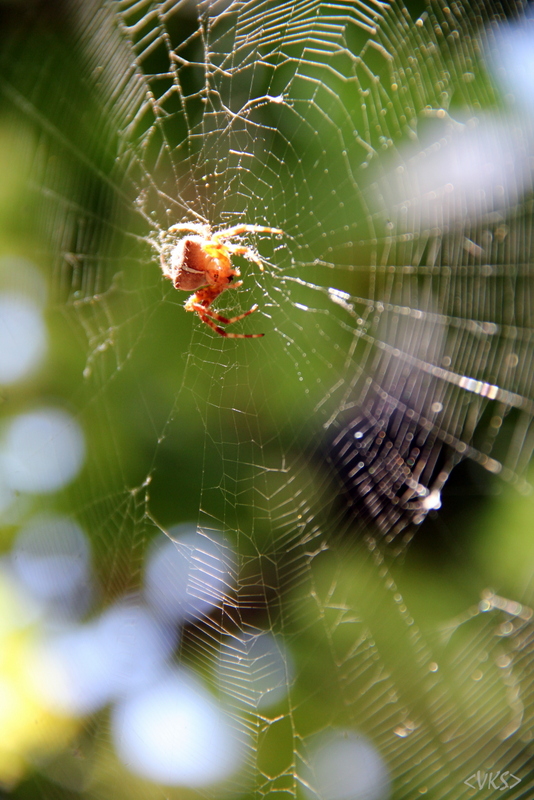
{"left": 160, "top": 222, "right": 283, "bottom": 338}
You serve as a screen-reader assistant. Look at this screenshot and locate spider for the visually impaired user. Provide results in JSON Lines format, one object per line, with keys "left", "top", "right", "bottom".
{"left": 159, "top": 222, "right": 283, "bottom": 338}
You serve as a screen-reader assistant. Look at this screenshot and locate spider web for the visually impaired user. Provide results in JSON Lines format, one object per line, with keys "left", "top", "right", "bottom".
{"left": 1, "top": 0, "right": 534, "bottom": 798}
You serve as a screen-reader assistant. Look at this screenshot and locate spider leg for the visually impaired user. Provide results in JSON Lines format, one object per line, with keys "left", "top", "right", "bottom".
{"left": 199, "top": 314, "right": 263, "bottom": 339}
{"left": 191, "top": 302, "right": 261, "bottom": 326}
{"left": 168, "top": 222, "right": 210, "bottom": 235}
{"left": 225, "top": 244, "right": 264, "bottom": 270}
{"left": 212, "top": 224, "right": 283, "bottom": 241}
{"left": 190, "top": 302, "right": 264, "bottom": 337}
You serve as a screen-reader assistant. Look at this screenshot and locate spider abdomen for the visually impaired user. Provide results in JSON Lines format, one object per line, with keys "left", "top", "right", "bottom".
{"left": 167, "top": 237, "right": 212, "bottom": 291}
